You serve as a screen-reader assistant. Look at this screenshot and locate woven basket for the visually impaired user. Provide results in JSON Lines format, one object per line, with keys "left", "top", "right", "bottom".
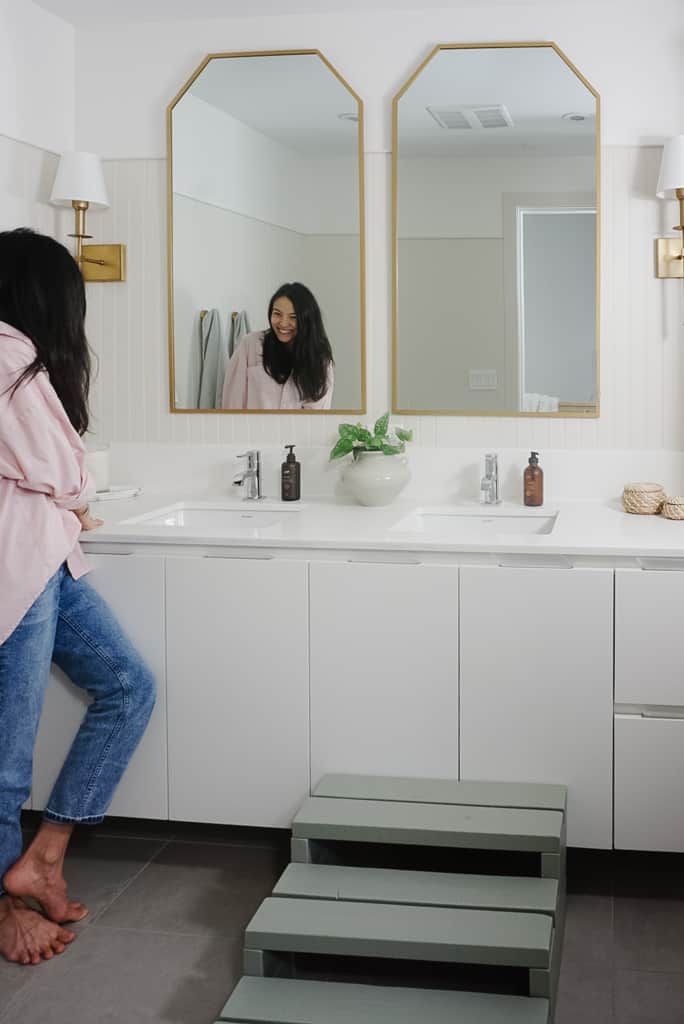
{"left": 622, "top": 482, "right": 665, "bottom": 515}
{"left": 661, "top": 496, "right": 684, "bottom": 520}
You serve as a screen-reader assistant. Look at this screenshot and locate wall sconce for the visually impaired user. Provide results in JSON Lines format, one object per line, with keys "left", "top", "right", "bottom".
{"left": 50, "top": 151, "right": 126, "bottom": 282}
{"left": 655, "top": 134, "right": 684, "bottom": 279}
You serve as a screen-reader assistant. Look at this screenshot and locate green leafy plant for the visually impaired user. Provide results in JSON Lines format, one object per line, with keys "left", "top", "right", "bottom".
{"left": 329, "top": 412, "right": 413, "bottom": 460}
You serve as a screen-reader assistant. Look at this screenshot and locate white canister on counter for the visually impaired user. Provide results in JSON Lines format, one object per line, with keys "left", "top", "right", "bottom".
{"left": 85, "top": 444, "right": 111, "bottom": 493}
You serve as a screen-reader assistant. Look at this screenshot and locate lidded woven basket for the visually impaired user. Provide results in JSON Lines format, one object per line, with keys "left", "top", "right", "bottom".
{"left": 661, "top": 496, "right": 684, "bottom": 520}
{"left": 622, "top": 482, "right": 665, "bottom": 515}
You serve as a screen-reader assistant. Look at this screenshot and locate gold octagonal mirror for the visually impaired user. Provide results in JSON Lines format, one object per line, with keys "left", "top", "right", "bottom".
{"left": 167, "top": 50, "right": 365, "bottom": 413}
{"left": 392, "top": 42, "right": 599, "bottom": 417}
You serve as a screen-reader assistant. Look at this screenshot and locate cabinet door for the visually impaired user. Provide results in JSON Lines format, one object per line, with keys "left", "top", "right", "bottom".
{"left": 166, "top": 556, "right": 308, "bottom": 827}
{"left": 33, "top": 553, "right": 167, "bottom": 819}
{"left": 460, "top": 566, "right": 613, "bottom": 848}
{"left": 615, "top": 713, "right": 684, "bottom": 851}
{"left": 309, "top": 561, "right": 459, "bottom": 788}
{"left": 615, "top": 568, "right": 684, "bottom": 706}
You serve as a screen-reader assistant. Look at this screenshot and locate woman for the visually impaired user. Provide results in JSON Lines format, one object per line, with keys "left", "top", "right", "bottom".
{"left": 222, "top": 282, "right": 334, "bottom": 410}
{"left": 0, "top": 228, "right": 155, "bottom": 965}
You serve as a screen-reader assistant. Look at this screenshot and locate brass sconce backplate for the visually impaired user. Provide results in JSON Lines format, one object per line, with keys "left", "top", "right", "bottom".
{"left": 656, "top": 237, "right": 684, "bottom": 279}
{"left": 81, "top": 243, "right": 127, "bottom": 283}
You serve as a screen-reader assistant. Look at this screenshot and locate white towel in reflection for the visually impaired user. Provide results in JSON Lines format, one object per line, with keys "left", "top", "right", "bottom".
{"left": 523, "top": 392, "right": 559, "bottom": 412}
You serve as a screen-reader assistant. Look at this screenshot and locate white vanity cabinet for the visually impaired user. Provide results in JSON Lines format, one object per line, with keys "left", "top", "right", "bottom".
{"left": 32, "top": 553, "right": 168, "bottom": 819}
{"left": 165, "top": 555, "right": 309, "bottom": 828}
{"left": 614, "top": 568, "right": 684, "bottom": 851}
{"left": 459, "top": 566, "right": 614, "bottom": 848}
{"left": 309, "top": 561, "right": 460, "bottom": 788}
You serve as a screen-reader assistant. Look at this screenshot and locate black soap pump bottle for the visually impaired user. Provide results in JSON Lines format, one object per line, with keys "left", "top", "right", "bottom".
{"left": 281, "top": 444, "right": 301, "bottom": 501}
{"left": 524, "top": 451, "right": 544, "bottom": 507}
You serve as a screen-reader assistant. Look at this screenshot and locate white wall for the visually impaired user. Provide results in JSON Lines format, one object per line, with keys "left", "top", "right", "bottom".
{"left": 0, "top": 0, "right": 74, "bottom": 153}
{"left": 0, "top": 136, "right": 59, "bottom": 234}
{"left": 173, "top": 94, "right": 306, "bottom": 232}
{"left": 397, "top": 237, "right": 505, "bottom": 412}
{"left": 398, "top": 155, "right": 595, "bottom": 237}
{"left": 42, "top": 1, "right": 684, "bottom": 448}
{"left": 74, "top": 1, "right": 681, "bottom": 157}
{"left": 0, "top": 2, "right": 73, "bottom": 277}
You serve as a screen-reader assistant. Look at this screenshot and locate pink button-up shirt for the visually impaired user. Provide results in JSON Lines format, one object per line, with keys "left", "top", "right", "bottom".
{"left": 0, "top": 322, "right": 94, "bottom": 644}
{"left": 222, "top": 332, "right": 334, "bottom": 410}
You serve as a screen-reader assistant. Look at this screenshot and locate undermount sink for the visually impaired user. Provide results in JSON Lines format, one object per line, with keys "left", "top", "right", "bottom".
{"left": 392, "top": 505, "right": 558, "bottom": 537}
{"left": 121, "top": 501, "right": 298, "bottom": 535}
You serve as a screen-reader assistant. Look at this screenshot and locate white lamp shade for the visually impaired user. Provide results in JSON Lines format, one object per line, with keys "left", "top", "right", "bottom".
{"left": 50, "top": 151, "right": 109, "bottom": 208}
{"left": 656, "top": 135, "right": 684, "bottom": 198}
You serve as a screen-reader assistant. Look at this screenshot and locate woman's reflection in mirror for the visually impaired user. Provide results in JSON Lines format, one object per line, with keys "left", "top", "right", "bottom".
{"left": 221, "top": 282, "right": 334, "bottom": 410}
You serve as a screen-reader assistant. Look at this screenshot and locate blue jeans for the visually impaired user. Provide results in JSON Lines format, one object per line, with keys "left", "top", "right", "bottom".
{"left": 0, "top": 564, "right": 156, "bottom": 894}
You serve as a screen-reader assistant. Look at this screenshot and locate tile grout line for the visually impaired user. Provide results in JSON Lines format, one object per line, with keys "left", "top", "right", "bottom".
{"left": 86, "top": 837, "right": 174, "bottom": 927}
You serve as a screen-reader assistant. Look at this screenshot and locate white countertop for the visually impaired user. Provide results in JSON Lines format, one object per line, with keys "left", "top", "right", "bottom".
{"left": 82, "top": 488, "right": 684, "bottom": 561}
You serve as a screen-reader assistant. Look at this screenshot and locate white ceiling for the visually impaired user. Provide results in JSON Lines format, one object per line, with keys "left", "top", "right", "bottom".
{"left": 184, "top": 53, "right": 359, "bottom": 155}
{"left": 397, "top": 46, "right": 596, "bottom": 157}
{"left": 32, "top": 0, "right": 608, "bottom": 28}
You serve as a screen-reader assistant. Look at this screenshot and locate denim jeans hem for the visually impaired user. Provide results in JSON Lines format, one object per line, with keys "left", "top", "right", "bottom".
{"left": 43, "top": 808, "right": 105, "bottom": 825}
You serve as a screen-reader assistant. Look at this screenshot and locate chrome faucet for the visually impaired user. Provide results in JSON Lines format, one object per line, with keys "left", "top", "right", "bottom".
{"left": 480, "top": 452, "right": 501, "bottom": 504}
{"left": 233, "top": 450, "right": 262, "bottom": 500}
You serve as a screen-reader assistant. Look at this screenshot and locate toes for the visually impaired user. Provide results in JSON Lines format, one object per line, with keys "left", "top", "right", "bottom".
{"left": 57, "top": 927, "right": 75, "bottom": 944}
{"left": 65, "top": 903, "right": 88, "bottom": 923}
{"left": 51, "top": 940, "right": 66, "bottom": 954}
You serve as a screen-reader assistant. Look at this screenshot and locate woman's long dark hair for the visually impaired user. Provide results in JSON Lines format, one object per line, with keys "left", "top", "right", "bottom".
{"left": 262, "top": 282, "right": 333, "bottom": 403}
{"left": 0, "top": 228, "right": 91, "bottom": 435}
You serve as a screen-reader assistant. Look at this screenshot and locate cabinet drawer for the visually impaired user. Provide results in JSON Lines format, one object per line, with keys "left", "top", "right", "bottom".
{"left": 614, "top": 714, "right": 684, "bottom": 852}
{"left": 615, "top": 569, "right": 684, "bottom": 705}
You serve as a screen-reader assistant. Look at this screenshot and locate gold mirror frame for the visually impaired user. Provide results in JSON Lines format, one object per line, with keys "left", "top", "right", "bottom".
{"left": 166, "top": 49, "right": 366, "bottom": 415}
{"left": 391, "top": 41, "right": 600, "bottom": 418}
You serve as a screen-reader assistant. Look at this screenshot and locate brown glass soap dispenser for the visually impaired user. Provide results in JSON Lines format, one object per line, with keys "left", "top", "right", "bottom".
{"left": 281, "top": 444, "right": 301, "bottom": 501}
{"left": 524, "top": 451, "right": 544, "bottom": 506}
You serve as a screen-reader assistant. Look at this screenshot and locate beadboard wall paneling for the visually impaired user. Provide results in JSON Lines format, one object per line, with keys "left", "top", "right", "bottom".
{"left": 60, "top": 147, "right": 684, "bottom": 450}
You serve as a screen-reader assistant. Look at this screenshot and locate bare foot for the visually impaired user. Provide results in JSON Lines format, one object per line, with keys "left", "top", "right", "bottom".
{"left": 4, "top": 850, "right": 88, "bottom": 925}
{"left": 0, "top": 895, "right": 75, "bottom": 965}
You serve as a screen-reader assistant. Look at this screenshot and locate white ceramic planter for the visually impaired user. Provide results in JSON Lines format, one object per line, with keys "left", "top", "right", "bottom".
{"left": 343, "top": 451, "right": 411, "bottom": 506}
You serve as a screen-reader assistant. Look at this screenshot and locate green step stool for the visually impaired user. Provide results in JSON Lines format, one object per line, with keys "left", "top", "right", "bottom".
{"left": 217, "top": 976, "right": 550, "bottom": 1023}
{"left": 243, "top": 895, "right": 560, "bottom": 1002}
{"left": 294, "top": 774, "right": 567, "bottom": 882}
{"left": 274, "top": 861, "right": 560, "bottom": 922}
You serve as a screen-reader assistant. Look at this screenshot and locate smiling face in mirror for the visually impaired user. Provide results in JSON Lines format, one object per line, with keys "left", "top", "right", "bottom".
{"left": 271, "top": 296, "right": 298, "bottom": 344}
{"left": 168, "top": 51, "right": 365, "bottom": 413}
{"left": 392, "top": 43, "right": 599, "bottom": 417}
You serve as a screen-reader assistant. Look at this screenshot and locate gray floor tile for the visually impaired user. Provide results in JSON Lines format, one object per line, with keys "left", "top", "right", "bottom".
{"left": 59, "top": 834, "right": 168, "bottom": 925}
{"left": 0, "top": 959, "right": 33, "bottom": 1020}
{"left": 554, "top": 962, "right": 614, "bottom": 1024}
{"left": 562, "top": 894, "right": 614, "bottom": 968}
{"left": 95, "top": 841, "right": 286, "bottom": 937}
{"left": 614, "top": 896, "right": 684, "bottom": 973}
{"left": 1, "top": 927, "right": 242, "bottom": 1024}
{"left": 614, "top": 969, "right": 684, "bottom": 1024}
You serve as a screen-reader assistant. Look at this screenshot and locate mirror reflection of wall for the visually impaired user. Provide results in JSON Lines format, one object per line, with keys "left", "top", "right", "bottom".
{"left": 168, "top": 51, "right": 365, "bottom": 413}
{"left": 392, "top": 43, "right": 599, "bottom": 417}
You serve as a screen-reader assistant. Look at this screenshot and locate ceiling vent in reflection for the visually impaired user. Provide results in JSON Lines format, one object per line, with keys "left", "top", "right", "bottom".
{"left": 426, "top": 104, "right": 514, "bottom": 130}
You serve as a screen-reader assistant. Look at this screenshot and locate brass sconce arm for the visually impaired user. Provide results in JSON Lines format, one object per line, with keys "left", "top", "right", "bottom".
{"left": 655, "top": 137, "right": 684, "bottom": 279}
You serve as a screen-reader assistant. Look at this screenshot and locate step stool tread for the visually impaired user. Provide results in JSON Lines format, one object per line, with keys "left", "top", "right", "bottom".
{"left": 314, "top": 773, "right": 566, "bottom": 813}
{"left": 219, "top": 976, "right": 549, "bottom": 1023}
{"left": 293, "top": 797, "right": 563, "bottom": 852}
{"left": 245, "top": 896, "right": 552, "bottom": 968}
{"left": 274, "top": 862, "right": 559, "bottom": 916}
